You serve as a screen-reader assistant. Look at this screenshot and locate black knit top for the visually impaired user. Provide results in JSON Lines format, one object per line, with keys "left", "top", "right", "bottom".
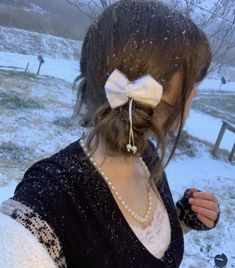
{"left": 2, "top": 139, "right": 185, "bottom": 267}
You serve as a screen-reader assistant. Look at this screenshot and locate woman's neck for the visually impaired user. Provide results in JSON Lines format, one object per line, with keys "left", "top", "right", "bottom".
{"left": 83, "top": 134, "right": 149, "bottom": 184}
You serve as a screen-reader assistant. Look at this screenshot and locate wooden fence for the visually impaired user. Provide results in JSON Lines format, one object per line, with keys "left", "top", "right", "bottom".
{"left": 212, "top": 121, "right": 235, "bottom": 162}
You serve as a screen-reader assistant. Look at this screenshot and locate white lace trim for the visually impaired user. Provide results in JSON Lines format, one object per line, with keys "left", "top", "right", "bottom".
{"left": 130, "top": 197, "right": 171, "bottom": 259}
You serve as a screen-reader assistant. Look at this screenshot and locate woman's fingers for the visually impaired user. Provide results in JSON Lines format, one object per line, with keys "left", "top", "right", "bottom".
{"left": 187, "top": 190, "right": 220, "bottom": 226}
{"left": 191, "top": 205, "right": 218, "bottom": 221}
{"left": 196, "top": 214, "right": 215, "bottom": 228}
{"left": 189, "top": 188, "right": 198, "bottom": 198}
{"left": 193, "top": 191, "right": 218, "bottom": 202}
{"left": 188, "top": 198, "right": 219, "bottom": 212}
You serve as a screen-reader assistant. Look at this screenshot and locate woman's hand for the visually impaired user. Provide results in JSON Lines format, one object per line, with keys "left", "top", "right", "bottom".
{"left": 188, "top": 188, "right": 220, "bottom": 228}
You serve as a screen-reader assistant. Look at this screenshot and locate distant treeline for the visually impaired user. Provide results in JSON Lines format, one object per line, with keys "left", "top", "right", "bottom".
{"left": 0, "top": 0, "right": 91, "bottom": 40}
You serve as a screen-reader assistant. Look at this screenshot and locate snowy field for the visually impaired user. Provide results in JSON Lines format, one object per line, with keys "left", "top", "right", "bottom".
{"left": 0, "top": 49, "right": 234, "bottom": 268}
{"left": 0, "top": 51, "right": 79, "bottom": 83}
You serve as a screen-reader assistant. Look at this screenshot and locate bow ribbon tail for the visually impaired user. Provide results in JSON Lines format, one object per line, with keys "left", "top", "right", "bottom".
{"left": 126, "top": 98, "right": 137, "bottom": 154}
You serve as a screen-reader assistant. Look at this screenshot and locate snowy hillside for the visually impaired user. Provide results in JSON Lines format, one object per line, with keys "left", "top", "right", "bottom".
{"left": 0, "top": 26, "right": 82, "bottom": 60}
{"left": 21, "top": 3, "right": 48, "bottom": 15}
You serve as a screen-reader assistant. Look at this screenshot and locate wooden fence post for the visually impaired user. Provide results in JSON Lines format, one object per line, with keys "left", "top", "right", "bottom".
{"left": 25, "top": 63, "right": 29, "bottom": 72}
{"left": 212, "top": 121, "right": 227, "bottom": 156}
{"left": 228, "top": 143, "right": 235, "bottom": 162}
{"left": 36, "top": 55, "right": 44, "bottom": 75}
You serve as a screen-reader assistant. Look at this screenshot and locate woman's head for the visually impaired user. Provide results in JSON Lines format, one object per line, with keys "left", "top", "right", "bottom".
{"left": 74, "top": 0, "right": 211, "bottom": 177}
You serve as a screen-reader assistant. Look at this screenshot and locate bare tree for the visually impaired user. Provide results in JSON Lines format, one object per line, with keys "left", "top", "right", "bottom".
{"left": 169, "top": 0, "right": 200, "bottom": 16}
{"left": 170, "top": 0, "right": 235, "bottom": 72}
{"left": 65, "top": 0, "right": 116, "bottom": 19}
{"left": 65, "top": 0, "right": 235, "bottom": 73}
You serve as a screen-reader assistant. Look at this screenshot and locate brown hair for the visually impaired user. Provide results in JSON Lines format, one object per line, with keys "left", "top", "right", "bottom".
{"left": 73, "top": 0, "right": 211, "bottom": 184}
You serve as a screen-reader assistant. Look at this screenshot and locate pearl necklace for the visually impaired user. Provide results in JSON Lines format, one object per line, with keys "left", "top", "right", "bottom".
{"left": 80, "top": 139, "right": 152, "bottom": 224}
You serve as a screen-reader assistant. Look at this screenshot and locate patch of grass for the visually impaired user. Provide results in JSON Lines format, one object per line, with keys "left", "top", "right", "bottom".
{"left": 0, "top": 141, "right": 31, "bottom": 164}
{"left": 168, "top": 131, "right": 198, "bottom": 157}
{"left": 193, "top": 137, "right": 232, "bottom": 160}
{"left": 192, "top": 91, "right": 235, "bottom": 124}
{"left": 53, "top": 116, "right": 74, "bottom": 128}
{"left": 184, "top": 132, "right": 234, "bottom": 163}
{"left": 0, "top": 70, "right": 36, "bottom": 80}
{"left": 0, "top": 91, "right": 42, "bottom": 109}
{"left": 167, "top": 130, "right": 234, "bottom": 163}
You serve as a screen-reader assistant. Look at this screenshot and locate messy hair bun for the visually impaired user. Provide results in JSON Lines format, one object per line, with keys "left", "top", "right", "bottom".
{"left": 86, "top": 101, "right": 154, "bottom": 156}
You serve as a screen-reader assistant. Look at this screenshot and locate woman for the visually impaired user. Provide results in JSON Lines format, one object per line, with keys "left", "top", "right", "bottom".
{"left": 0, "top": 1, "right": 220, "bottom": 267}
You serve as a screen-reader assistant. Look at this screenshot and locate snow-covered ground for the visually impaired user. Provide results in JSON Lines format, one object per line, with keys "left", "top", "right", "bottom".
{"left": 167, "top": 145, "right": 235, "bottom": 268}
{"left": 0, "top": 69, "right": 80, "bottom": 186}
{"left": 0, "top": 49, "right": 234, "bottom": 267}
{"left": 199, "top": 78, "right": 235, "bottom": 91}
{"left": 0, "top": 51, "right": 79, "bottom": 83}
{"left": 199, "top": 79, "right": 235, "bottom": 91}
{"left": 185, "top": 110, "right": 235, "bottom": 152}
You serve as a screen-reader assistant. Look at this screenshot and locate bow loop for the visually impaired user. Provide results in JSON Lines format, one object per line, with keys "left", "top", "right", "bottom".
{"left": 105, "top": 69, "right": 163, "bottom": 109}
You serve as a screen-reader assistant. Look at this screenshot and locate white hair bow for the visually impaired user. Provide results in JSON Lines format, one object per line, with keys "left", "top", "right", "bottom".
{"left": 105, "top": 69, "right": 163, "bottom": 109}
{"left": 104, "top": 69, "right": 163, "bottom": 154}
